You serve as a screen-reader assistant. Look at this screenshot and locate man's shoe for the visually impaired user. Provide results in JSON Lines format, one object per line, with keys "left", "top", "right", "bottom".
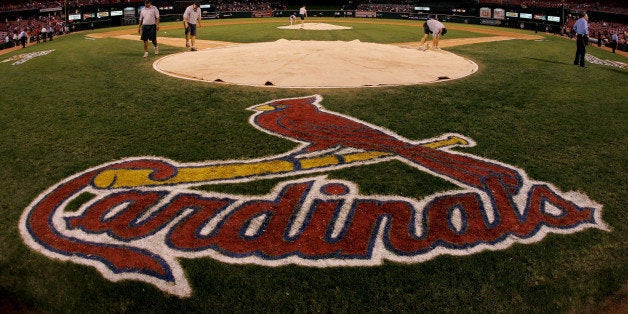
{"left": 154, "top": 46, "right": 159, "bottom": 55}
{"left": 186, "top": 42, "right": 190, "bottom": 48}
{"left": 143, "top": 52, "right": 148, "bottom": 58}
{"left": 191, "top": 47, "right": 197, "bottom": 51}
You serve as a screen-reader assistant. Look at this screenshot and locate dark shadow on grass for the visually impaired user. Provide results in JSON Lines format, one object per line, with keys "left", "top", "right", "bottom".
{"left": 607, "top": 67, "right": 628, "bottom": 75}
{"left": 524, "top": 57, "right": 568, "bottom": 65}
{"left": 0, "top": 287, "right": 39, "bottom": 313}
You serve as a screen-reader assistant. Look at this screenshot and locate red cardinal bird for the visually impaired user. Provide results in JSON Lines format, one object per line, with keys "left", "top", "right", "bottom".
{"left": 249, "top": 95, "right": 522, "bottom": 192}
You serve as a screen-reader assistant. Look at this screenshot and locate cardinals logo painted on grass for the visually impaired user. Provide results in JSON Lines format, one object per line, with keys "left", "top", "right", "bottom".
{"left": 1, "top": 49, "right": 54, "bottom": 65}
{"left": 20, "top": 95, "right": 608, "bottom": 297}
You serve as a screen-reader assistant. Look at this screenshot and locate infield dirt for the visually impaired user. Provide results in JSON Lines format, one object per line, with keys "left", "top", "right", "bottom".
{"left": 88, "top": 21, "right": 543, "bottom": 88}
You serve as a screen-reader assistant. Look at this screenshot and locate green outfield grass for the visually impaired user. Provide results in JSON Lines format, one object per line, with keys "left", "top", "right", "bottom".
{"left": 0, "top": 18, "right": 626, "bottom": 312}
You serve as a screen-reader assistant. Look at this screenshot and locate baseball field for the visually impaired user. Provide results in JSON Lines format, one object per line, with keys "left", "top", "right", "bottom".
{"left": 1, "top": 17, "right": 626, "bottom": 312}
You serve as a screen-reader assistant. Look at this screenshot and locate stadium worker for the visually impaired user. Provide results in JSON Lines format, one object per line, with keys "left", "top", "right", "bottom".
{"left": 572, "top": 12, "right": 589, "bottom": 67}
{"left": 418, "top": 17, "right": 447, "bottom": 51}
{"left": 183, "top": 1, "right": 202, "bottom": 51}
{"left": 18, "top": 28, "right": 27, "bottom": 48}
{"left": 299, "top": 5, "right": 307, "bottom": 29}
{"left": 138, "top": 0, "right": 160, "bottom": 58}
{"left": 611, "top": 32, "right": 618, "bottom": 53}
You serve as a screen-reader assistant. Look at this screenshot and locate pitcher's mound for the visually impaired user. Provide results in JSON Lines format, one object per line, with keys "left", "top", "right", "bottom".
{"left": 153, "top": 39, "right": 478, "bottom": 88}
{"left": 277, "top": 23, "right": 352, "bottom": 30}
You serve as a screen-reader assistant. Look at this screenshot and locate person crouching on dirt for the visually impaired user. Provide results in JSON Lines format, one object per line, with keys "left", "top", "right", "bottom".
{"left": 419, "top": 17, "right": 447, "bottom": 51}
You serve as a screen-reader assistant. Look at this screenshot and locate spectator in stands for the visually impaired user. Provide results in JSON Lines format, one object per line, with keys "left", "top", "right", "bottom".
{"left": 572, "top": 12, "right": 589, "bottom": 68}
{"left": 12, "top": 30, "right": 18, "bottom": 47}
{"left": 41, "top": 25, "right": 47, "bottom": 42}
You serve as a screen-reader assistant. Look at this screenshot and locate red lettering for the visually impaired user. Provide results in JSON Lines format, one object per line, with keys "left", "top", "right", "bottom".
{"left": 482, "top": 176, "right": 593, "bottom": 239}
{"left": 526, "top": 184, "right": 593, "bottom": 228}
{"left": 166, "top": 195, "right": 235, "bottom": 250}
{"left": 209, "top": 182, "right": 312, "bottom": 256}
{"left": 67, "top": 191, "right": 167, "bottom": 240}
{"left": 24, "top": 159, "right": 180, "bottom": 281}
{"left": 22, "top": 159, "right": 603, "bottom": 299}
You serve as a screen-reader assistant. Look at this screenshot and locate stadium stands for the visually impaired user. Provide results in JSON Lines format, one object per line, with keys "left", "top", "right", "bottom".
{"left": 477, "top": 0, "right": 628, "bottom": 14}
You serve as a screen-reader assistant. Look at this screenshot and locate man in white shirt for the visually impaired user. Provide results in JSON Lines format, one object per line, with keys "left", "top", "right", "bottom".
{"left": 183, "top": 1, "right": 202, "bottom": 51}
{"left": 18, "top": 28, "right": 26, "bottom": 48}
{"left": 299, "top": 5, "right": 307, "bottom": 29}
{"left": 418, "top": 17, "right": 447, "bottom": 51}
{"left": 611, "top": 32, "right": 618, "bottom": 53}
{"left": 138, "top": 0, "right": 160, "bottom": 57}
{"left": 572, "top": 12, "right": 589, "bottom": 67}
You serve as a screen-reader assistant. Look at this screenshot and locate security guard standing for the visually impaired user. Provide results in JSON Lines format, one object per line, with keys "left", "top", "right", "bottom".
{"left": 573, "top": 12, "right": 589, "bottom": 68}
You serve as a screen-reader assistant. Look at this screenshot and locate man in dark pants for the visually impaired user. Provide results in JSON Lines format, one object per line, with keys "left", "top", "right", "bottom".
{"left": 138, "top": 0, "right": 160, "bottom": 57}
{"left": 572, "top": 12, "right": 589, "bottom": 68}
{"left": 19, "top": 28, "right": 27, "bottom": 48}
{"left": 611, "top": 32, "right": 618, "bottom": 53}
{"left": 183, "top": 1, "right": 202, "bottom": 51}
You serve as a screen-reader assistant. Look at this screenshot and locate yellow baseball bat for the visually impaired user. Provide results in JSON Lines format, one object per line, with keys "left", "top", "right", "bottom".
{"left": 92, "top": 135, "right": 468, "bottom": 189}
